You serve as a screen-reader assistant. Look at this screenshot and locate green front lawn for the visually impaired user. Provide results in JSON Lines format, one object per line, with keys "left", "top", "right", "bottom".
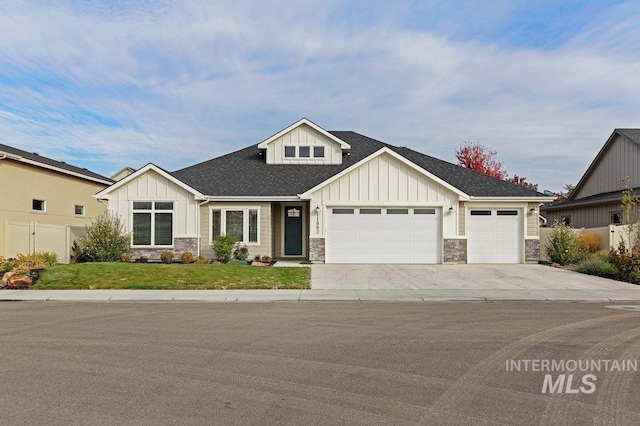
{"left": 33, "top": 263, "right": 311, "bottom": 290}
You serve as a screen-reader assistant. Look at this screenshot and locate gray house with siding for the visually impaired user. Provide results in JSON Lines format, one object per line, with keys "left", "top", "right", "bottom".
{"left": 543, "top": 129, "right": 640, "bottom": 228}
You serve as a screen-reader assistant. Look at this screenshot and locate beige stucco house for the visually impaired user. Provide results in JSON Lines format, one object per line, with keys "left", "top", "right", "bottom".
{"left": 96, "top": 118, "right": 553, "bottom": 264}
{"left": 0, "top": 143, "right": 113, "bottom": 261}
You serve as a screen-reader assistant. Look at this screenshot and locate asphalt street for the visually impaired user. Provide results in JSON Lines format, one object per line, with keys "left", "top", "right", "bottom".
{"left": 1, "top": 302, "right": 639, "bottom": 425}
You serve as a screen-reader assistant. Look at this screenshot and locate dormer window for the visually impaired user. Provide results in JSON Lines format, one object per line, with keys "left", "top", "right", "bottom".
{"left": 299, "top": 146, "right": 310, "bottom": 158}
{"left": 314, "top": 146, "right": 324, "bottom": 158}
{"left": 284, "top": 146, "right": 296, "bottom": 158}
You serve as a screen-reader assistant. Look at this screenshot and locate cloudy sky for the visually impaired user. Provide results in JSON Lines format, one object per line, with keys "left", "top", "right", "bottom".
{"left": 1, "top": 1, "right": 639, "bottom": 192}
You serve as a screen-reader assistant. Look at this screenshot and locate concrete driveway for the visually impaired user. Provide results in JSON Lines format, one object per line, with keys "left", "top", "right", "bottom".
{"left": 310, "top": 264, "right": 640, "bottom": 300}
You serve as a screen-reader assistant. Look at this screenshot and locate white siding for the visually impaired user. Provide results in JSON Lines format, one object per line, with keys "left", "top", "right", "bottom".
{"left": 574, "top": 134, "right": 640, "bottom": 199}
{"left": 264, "top": 123, "right": 343, "bottom": 165}
{"left": 107, "top": 169, "right": 200, "bottom": 238}
{"left": 307, "top": 152, "right": 459, "bottom": 238}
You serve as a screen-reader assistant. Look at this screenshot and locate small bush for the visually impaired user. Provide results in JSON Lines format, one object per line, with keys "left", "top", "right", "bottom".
{"left": 546, "top": 221, "right": 579, "bottom": 265}
{"left": 212, "top": 234, "right": 236, "bottom": 263}
{"left": 253, "top": 254, "right": 262, "bottom": 262}
{"left": 578, "top": 233, "right": 603, "bottom": 253}
{"left": 120, "top": 254, "right": 133, "bottom": 263}
{"left": 194, "top": 256, "right": 210, "bottom": 264}
{"left": 234, "top": 244, "right": 249, "bottom": 261}
{"left": 15, "top": 253, "right": 49, "bottom": 270}
{"left": 135, "top": 256, "right": 148, "bottom": 263}
{"left": 38, "top": 251, "right": 58, "bottom": 267}
{"left": 607, "top": 241, "right": 640, "bottom": 282}
{"left": 261, "top": 255, "right": 272, "bottom": 264}
{"left": 575, "top": 254, "right": 618, "bottom": 278}
{"left": 75, "top": 211, "right": 130, "bottom": 262}
{"left": 180, "top": 251, "right": 195, "bottom": 264}
{"left": 160, "top": 251, "right": 174, "bottom": 264}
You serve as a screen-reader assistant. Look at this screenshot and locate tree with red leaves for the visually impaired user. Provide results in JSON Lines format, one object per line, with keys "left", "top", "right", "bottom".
{"left": 506, "top": 175, "right": 538, "bottom": 191}
{"left": 455, "top": 142, "right": 540, "bottom": 191}
{"left": 455, "top": 142, "right": 507, "bottom": 180}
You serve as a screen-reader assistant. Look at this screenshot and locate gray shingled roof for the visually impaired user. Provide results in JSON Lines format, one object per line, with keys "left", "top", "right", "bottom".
{"left": 0, "top": 143, "right": 113, "bottom": 183}
{"left": 172, "top": 131, "right": 546, "bottom": 198}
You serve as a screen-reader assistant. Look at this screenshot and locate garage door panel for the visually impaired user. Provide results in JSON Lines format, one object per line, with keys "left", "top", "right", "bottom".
{"left": 328, "top": 207, "right": 441, "bottom": 264}
{"left": 468, "top": 210, "right": 521, "bottom": 263}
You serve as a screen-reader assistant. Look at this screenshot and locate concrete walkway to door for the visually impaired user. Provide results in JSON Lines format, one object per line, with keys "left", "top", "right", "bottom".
{"left": 310, "top": 264, "right": 640, "bottom": 301}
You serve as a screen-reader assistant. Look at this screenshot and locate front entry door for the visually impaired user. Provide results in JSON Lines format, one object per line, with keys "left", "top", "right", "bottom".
{"left": 284, "top": 206, "right": 303, "bottom": 256}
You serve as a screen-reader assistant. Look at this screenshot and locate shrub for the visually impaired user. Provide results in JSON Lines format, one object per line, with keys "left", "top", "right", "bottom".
{"left": 578, "top": 233, "right": 603, "bottom": 253}
{"left": 212, "top": 234, "right": 236, "bottom": 263}
{"left": 253, "top": 254, "right": 262, "bottom": 262}
{"left": 234, "top": 244, "right": 249, "bottom": 261}
{"left": 607, "top": 241, "right": 640, "bottom": 281}
{"left": 75, "top": 211, "right": 130, "bottom": 262}
{"left": 160, "top": 251, "right": 174, "bottom": 264}
{"left": 37, "top": 251, "right": 58, "bottom": 267}
{"left": 545, "top": 221, "right": 579, "bottom": 265}
{"left": 194, "top": 256, "right": 210, "bottom": 264}
{"left": 261, "top": 255, "right": 272, "bottom": 264}
{"left": 575, "top": 253, "right": 619, "bottom": 278}
{"left": 15, "top": 253, "right": 50, "bottom": 270}
{"left": 120, "top": 254, "right": 133, "bottom": 263}
{"left": 135, "top": 256, "right": 148, "bottom": 263}
{"left": 180, "top": 251, "right": 195, "bottom": 264}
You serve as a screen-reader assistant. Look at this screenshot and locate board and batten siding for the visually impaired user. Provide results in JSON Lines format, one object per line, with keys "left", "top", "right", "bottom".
{"left": 527, "top": 202, "right": 539, "bottom": 237}
{"left": 264, "top": 123, "right": 343, "bottom": 165}
{"left": 200, "top": 202, "right": 271, "bottom": 259}
{"left": 107, "top": 169, "right": 199, "bottom": 240}
{"left": 545, "top": 202, "right": 621, "bottom": 229}
{"left": 574, "top": 134, "right": 640, "bottom": 199}
{"left": 306, "top": 152, "right": 459, "bottom": 238}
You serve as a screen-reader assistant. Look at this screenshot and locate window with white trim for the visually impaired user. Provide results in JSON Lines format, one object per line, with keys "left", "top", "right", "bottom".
{"left": 211, "top": 208, "right": 259, "bottom": 243}
{"left": 32, "top": 199, "right": 45, "bottom": 211}
{"left": 132, "top": 201, "right": 173, "bottom": 246}
{"left": 74, "top": 205, "right": 85, "bottom": 216}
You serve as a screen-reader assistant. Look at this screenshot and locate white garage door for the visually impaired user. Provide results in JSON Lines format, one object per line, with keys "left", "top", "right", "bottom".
{"left": 327, "top": 207, "right": 441, "bottom": 264}
{"left": 467, "top": 210, "right": 521, "bottom": 263}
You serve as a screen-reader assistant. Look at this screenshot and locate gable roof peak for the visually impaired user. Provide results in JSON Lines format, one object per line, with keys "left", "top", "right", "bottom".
{"left": 257, "top": 118, "right": 351, "bottom": 150}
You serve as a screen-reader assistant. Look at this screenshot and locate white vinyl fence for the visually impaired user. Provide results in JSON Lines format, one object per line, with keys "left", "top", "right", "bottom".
{"left": 4, "top": 221, "right": 86, "bottom": 264}
{"left": 539, "top": 224, "right": 639, "bottom": 262}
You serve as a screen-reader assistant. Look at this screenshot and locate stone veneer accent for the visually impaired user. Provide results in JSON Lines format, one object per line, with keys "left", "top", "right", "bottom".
{"left": 444, "top": 238, "right": 467, "bottom": 263}
{"left": 129, "top": 237, "right": 199, "bottom": 261}
{"left": 525, "top": 239, "right": 540, "bottom": 263}
{"left": 309, "top": 238, "right": 325, "bottom": 263}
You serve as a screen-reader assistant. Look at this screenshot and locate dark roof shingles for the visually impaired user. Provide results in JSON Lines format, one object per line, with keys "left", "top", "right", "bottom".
{"left": 172, "top": 131, "right": 545, "bottom": 198}
{"left": 0, "top": 143, "right": 113, "bottom": 182}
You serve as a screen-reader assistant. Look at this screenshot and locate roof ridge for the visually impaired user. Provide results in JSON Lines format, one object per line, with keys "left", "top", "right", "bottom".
{"left": 0, "top": 142, "right": 113, "bottom": 183}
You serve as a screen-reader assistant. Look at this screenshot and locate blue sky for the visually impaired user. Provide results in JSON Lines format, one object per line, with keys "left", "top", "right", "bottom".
{"left": 1, "top": 1, "right": 639, "bottom": 192}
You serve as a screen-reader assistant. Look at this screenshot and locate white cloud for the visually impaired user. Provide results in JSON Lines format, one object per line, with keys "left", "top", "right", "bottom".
{"left": 0, "top": 1, "right": 639, "bottom": 190}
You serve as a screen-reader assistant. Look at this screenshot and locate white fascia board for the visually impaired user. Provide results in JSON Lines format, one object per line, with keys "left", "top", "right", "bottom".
{"left": 257, "top": 118, "right": 351, "bottom": 150}
{"left": 299, "top": 147, "right": 470, "bottom": 200}
{"left": 94, "top": 163, "right": 206, "bottom": 200}
{"left": 468, "top": 196, "right": 555, "bottom": 202}
{"left": 206, "top": 196, "right": 300, "bottom": 202}
{"left": 0, "top": 151, "right": 113, "bottom": 185}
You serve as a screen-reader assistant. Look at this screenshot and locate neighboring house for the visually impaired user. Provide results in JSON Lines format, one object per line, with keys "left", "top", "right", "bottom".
{"left": 0, "top": 143, "right": 113, "bottom": 261}
{"left": 543, "top": 129, "right": 640, "bottom": 228}
{"left": 95, "top": 118, "right": 553, "bottom": 264}
{"left": 111, "top": 167, "right": 136, "bottom": 182}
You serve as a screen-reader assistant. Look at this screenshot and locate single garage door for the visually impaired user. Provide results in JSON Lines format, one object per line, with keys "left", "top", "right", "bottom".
{"left": 467, "top": 209, "right": 521, "bottom": 263}
{"left": 326, "top": 207, "right": 441, "bottom": 263}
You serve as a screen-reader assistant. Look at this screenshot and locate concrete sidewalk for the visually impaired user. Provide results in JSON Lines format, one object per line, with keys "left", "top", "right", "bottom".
{"left": 2, "top": 287, "right": 640, "bottom": 302}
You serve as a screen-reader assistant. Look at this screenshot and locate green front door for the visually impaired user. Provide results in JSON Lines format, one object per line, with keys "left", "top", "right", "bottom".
{"left": 284, "top": 206, "right": 303, "bottom": 256}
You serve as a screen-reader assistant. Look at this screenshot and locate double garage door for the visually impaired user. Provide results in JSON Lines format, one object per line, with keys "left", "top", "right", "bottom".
{"left": 326, "top": 207, "right": 441, "bottom": 264}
